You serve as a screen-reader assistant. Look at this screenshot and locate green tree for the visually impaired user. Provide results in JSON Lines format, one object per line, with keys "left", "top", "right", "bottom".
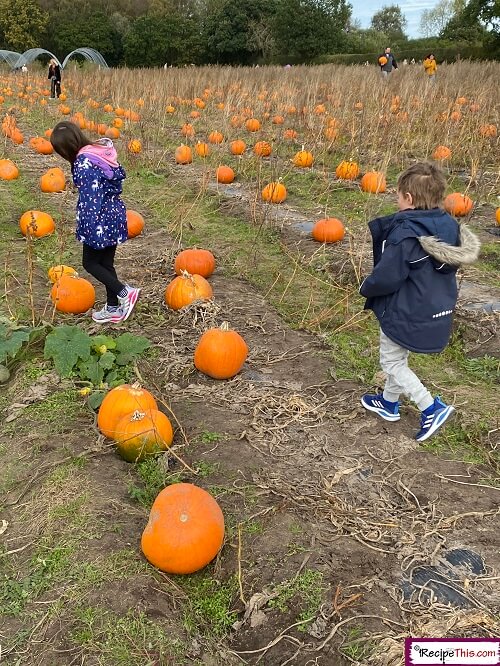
{"left": 420, "top": 0, "right": 466, "bottom": 37}
{"left": 0, "top": 0, "right": 48, "bottom": 51}
{"left": 441, "top": 0, "right": 498, "bottom": 51}
{"left": 370, "top": 4, "right": 407, "bottom": 42}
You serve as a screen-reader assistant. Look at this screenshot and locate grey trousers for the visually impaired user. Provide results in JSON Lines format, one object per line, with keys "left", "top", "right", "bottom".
{"left": 379, "top": 330, "right": 434, "bottom": 411}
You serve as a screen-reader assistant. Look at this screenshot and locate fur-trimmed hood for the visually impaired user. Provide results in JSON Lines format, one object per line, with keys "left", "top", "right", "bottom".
{"left": 419, "top": 224, "right": 481, "bottom": 267}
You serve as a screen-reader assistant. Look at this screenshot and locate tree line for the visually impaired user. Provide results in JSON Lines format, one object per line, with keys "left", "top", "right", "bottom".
{"left": 0, "top": 0, "right": 498, "bottom": 67}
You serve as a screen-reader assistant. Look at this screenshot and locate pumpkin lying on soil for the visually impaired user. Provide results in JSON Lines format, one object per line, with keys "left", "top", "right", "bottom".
{"left": 194, "top": 322, "right": 248, "bottom": 379}
{"left": 312, "top": 218, "right": 345, "bottom": 243}
{"left": 126, "top": 210, "right": 145, "bottom": 238}
{"left": 97, "top": 384, "right": 158, "bottom": 440}
{"left": 50, "top": 274, "right": 95, "bottom": 313}
{"left": 164, "top": 272, "right": 213, "bottom": 310}
{"left": 19, "top": 210, "right": 55, "bottom": 238}
{"left": 0, "top": 159, "right": 19, "bottom": 180}
{"left": 443, "top": 193, "right": 473, "bottom": 217}
{"left": 174, "top": 249, "right": 216, "bottom": 278}
{"left": 114, "top": 409, "right": 173, "bottom": 462}
{"left": 48, "top": 264, "right": 77, "bottom": 283}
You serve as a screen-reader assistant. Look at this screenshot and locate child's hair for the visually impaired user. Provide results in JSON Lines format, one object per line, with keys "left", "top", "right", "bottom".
{"left": 397, "top": 162, "right": 446, "bottom": 209}
{"left": 50, "top": 121, "right": 91, "bottom": 164}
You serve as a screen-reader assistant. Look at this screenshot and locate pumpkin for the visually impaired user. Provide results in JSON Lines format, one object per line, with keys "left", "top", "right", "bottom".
{"left": 312, "top": 218, "right": 345, "bottom": 243}
{"left": 335, "top": 161, "right": 360, "bottom": 180}
{"left": 40, "top": 167, "right": 65, "bottom": 193}
{"left": 433, "top": 145, "right": 451, "bottom": 160}
{"left": 48, "top": 264, "right": 77, "bottom": 283}
{"left": 293, "top": 150, "right": 314, "bottom": 168}
{"left": 181, "top": 124, "right": 195, "bottom": 138}
{"left": 50, "top": 274, "right": 95, "bottom": 313}
{"left": 283, "top": 129, "right": 298, "bottom": 140}
{"left": 262, "top": 182, "right": 287, "bottom": 204}
{"left": 216, "top": 165, "right": 235, "bottom": 184}
{"left": 245, "top": 118, "right": 261, "bottom": 132}
{"left": 272, "top": 115, "right": 284, "bottom": 125}
{"left": 253, "top": 141, "right": 272, "bottom": 157}
{"left": 450, "top": 111, "right": 462, "bottom": 122}
{"left": 175, "top": 144, "right": 193, "bottom": 164}
{"left": 166, "top": 105, "right": 176, "bottom": 114}
{"left": 164, "top": 272, "right": 213, "bottom": 310}
{"left": 103, "top": 104, "right": 114, "bottom": 113}
{"left": 128, "top": 139, "right": 142, "bottom": 154}
{"left": 496, "top": 208, "right": 500, "bottom": 225}
{"left": 480, "top": 124, "right": 497, "bottom": 138}
{"left": 360, "top": 171, "right": 387, "bottom": 194}
{"left": 174, "top": 249, "right": 216, "bottom": 277}
{"left": 379, "top": 56, "right": 388, "bottom": 65}
{"left": 114, "top": 409, "right": 173, "bottom": 463}
{"left": 29, "top": 137, "right": 53, "bottom": 155}
{"left": 230, "top": 139, "right": 246, "bottom": 155}
{"left": 113, "top": 117, "right": 123, "bottom": 128}
{"left": 0, "top": 158, "right": 19, "bottom": 180}
{"left": 195, "top": 141, "right": 210, "bottom": 157}
{"left": 141, "top": 483, "right": 224, "bottom": 574}
{"left": 324, "top": 127, "right": 339, "bottom": 141}
{"left": 444, "top": 193, "right": 473, "bottom": 217}
{"left": 19, "top": 210, "right": 55, "bottom": 238}
{"left": 98, "top": 384, "right": 158, "bottom": 440}
{"left": 11, "top": 129, "right": 24, "bottom": 144}
{"left": 208, "top": 131, "right": 224, "bottom": 144}
{"left": 126, "top": 210, "right": 145, "bottom": 238}
{"left": 194, "top": 322, "right": 248, "bottom": 379}
{"left": 105, "top": 127, "right": 120, "bottom": 139}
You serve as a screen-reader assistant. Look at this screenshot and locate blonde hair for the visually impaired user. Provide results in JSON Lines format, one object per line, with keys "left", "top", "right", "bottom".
{"left": 397, "top": 162, "right": 446, "bottom": 209}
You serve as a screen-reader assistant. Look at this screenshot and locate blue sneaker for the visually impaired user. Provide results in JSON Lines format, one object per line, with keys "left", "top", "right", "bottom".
{"left": 416, "top": 397, "right": 455, "bottom": 442}
{"left": 361, "top": 393, "right": 400, "bottom": 421}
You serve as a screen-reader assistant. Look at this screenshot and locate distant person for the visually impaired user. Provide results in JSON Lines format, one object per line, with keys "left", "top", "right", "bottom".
{"left": 403, "top": 58, "right": 408, "bottom": 65}
{"left": 360, "top": 162, "right": 480, "bottom": 442}
{"left": 48, "top": 59, "right": 62, "bottom": 99}
{"left": 378, "top": 47, "right": 398, "bottom": 79}
{"left": 50, "top": 121, "right": 140, "bottom": 323}
{"left": 410, "top": 58, "right": 416, "bottom": 65}
{"left": 21, "top": 64, "right": 28, "bottom": 74}
{"left": 423, "top": 54, "right": 437, "bottom": 82}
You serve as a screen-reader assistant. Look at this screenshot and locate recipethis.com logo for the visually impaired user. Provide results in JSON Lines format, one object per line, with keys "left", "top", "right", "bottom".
{"left": 405, "top": 638, "right": 500, "bottom": 665}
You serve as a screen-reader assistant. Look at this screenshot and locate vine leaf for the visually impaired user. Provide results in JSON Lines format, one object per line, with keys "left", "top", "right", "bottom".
{"left": 114, "top": 333, "right": 150, "bottom": 366}
{"left": 44, "top": 326, "right": 92, "bottom": 377}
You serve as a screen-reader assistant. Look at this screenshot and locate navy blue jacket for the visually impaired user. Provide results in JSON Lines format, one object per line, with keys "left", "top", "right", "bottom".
{"left": 360, "top": 209, "right": 479, "bottom": 353}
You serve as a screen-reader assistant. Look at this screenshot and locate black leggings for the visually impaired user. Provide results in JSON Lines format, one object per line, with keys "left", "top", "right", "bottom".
{"left": 82, "top": 244, "right": 125, "bottom": 306}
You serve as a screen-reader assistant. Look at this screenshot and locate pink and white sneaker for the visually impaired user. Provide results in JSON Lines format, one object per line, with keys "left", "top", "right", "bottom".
{"left": 119, "top": 285, "right": 140, "bottom": 321}
{"left": 91, "top": 305, "right": 125, "bottom": 324}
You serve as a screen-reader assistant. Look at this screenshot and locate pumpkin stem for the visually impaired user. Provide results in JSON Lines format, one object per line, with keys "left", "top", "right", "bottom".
{"left": 220, "top": 321, "right": 230, "bottom": 331}
{"left": 131, "top": 410, "right": 146, "bottom": 421}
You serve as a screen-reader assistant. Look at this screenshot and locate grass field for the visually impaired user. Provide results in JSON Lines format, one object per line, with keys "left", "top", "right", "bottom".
{"left": 0, "top": 61, "right": 499, "bottom": 665}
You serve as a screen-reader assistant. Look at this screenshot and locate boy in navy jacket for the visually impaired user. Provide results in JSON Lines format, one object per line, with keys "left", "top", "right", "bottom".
{"left": 360, "top": 163, "right": 480, "bottom": 442}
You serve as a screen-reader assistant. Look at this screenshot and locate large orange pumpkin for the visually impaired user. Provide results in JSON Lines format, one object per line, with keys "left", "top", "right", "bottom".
{"left": 444, "top": 193, "right": 473, "bottom": 217}
{"left": 114, "top": 409, "right": 173, "bottom": 462}
{"left": 29, "top": 136, "right": 53, "bottom": 155}
{"left": 245, "top": 118, "right": 261, "bottom": 132}
{"left": 312, "top": 218, "right": 345, "bottom": 243}
{"left": 194, "top": 322, "right": 248, "bottom": 379}
{"left": 335, "top": 161, "right": 360, "bottom": 180}
{"left": 195, "top": 141, "right": 210, "bottom": 157}
{"left": 50, "top": 274, "right": 95, "bottom": 313}
{"left": 141, "top": 483, "right": 225, "bottom": 574}
{"left": 230, "top": 139, "right": 246, "bottom": 155}
{"left": 97, "top": 384, "right": 158, "bottom": 440}
{"left": 19, "top": 210, "right": 55, "bottom": 238}
{"left": 126, "top": 210, "right": 145, "bottom": 238}
{"left": 40, "top": 167, "right": 66, "bottom": 193}
{"left": 262, "top": 182, "right": 287, "bottom": 203}
{"left": 216, "top": 165, "right": 235, "bottom": 184}
{"left": 253, "top": 141, "right": 272, "bottom": 157}
{"left": 164, "top": 273, "right": 213, "bottom": 310}
{"left": 293, "top": 150, "right": 314, "bottom": 168}
{"left": 175, "top": 144, "right": 193, "bottom": 164}
{"left": 360, "top": 171, "right": 387, "bottom": 194}
{"left": 48, "top": 264, "right": 77, "bottom": 283}
{"left": 208, "top": 131, "right": 224, "bottom": 144}
{"left": 496, "top": 208, "right": 500, "bottom": 225}
{"left": 174, "top": 249, "right": 216, "bottom": 277}
{"left": 0, "top": 159, "right": 19, "bottom": 180}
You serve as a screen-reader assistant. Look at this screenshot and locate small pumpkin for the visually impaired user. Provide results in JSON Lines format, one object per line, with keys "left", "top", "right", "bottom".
{"left": 141, "top": 483, "right": 225, "bottom": 574}
{"left": 19, "top": 210, "right": 55, "bottom": 238}
{"left": 40, "top": 167, "right": 66, "bottom": 193}
{"left": 360, "top": 171, "right": 387, "bottom": 194}
{"left": 105, "top": 127, "right": 120, "bottom": 139}
{"left": 496, "top": 208, "right": 500, "bottom": 225}
{"left": 293, "top": 150, "right": 314, "bottom": 168}
{"left": 230, "top": 139, "right": 246, "bottom": 155}
{"left": 128, "top": 139, "right": 142, "bottom": 154}
{"left": 378, "top": 56, "right": 388, "bottom": 65}
{"left": 181, "top": 123, "right": 195, "bottom": 137}
{"left": 262, "top": 182, "right": 287, "bottom": 204}
{"left": 126, "top": 210, "right": 145, "bottom": 238}
{"left": 245, "top": 118, "right": 261, "bottom": 132}
{"left": 433, "top": 145, "right": 451, "bottom": 160}
{"left": 48, "top": 264, "right": 77, "bottom": 283}
{"left": 0, "top": 158, "right": 19, "bottom": 180}
{"left": 283, "top": 129, "right": 298, "bottom": 140}
{"left": 272, "top": 115, "right": 284, "bottom": 125}
{"left": 335, "top": 161, "right": 359, "bottom": 180}
{"left": 175, "top": 144, "right": 193, "bottom": 164}
{"left": 29, "top": 136, "right": 53, "bottom": 155}
{"left": 443, "top": 193, "right": 473, "bottom": 217}
{"left": 174, "top": 249, "right": 216, "bottom": 278}
{"left": 208, "top": 131, "right": 224, "bottom": 144}
{"left": 253, "top": 141, "right": 272, "bottom": 157}
{"left": 164, "top": 272, "right": 213, "bottom": 310}
{"left": 98, "top": 384, "right": 158, "bottom": 440}
{"left": 216, "top": 165, "right": 235, "bottom": 184}
{"left": 479, "top": 124, "right": 497, "bottom": 138}
{"left": 50, "top": 274, "right": 95, "bottom": 313}
{"left": 114, "top": 409, "right": 173, "bottom": 462}
{"left": 312, "top": 218, "right": 345, "bottom": 243}
{"left": 194, "top": 322, "right": 248, "bottom": 380}
{"left": 195, "top": 141, "right": 210, "bottom": 157}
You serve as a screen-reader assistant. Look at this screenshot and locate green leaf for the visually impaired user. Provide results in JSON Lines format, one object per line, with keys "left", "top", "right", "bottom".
{"left": 88, "top": 391, "right": 105, "bottom": 410}
{"left": 44, "top": 326, "right": 92, "bottom": 377}
{"left": 78, "top": 357, "right": 104, "bottom": 385}
{"left": 104, "top": 369, "right": 122, "bottom": 386}
{"left": 114, "top": 333, "right": 150, "bottom": 366}
{"left": 91, "top": 335, "right": 116, "bottom": 351}
{"left": 98, "top": 351, "right": 116, "bottom": 370}
{"left": 0, "top": 329, "right": 31, "bottom": 364}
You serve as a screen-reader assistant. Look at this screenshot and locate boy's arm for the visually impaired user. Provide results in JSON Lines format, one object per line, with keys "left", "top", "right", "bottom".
{"left": 360, "top": 240, "right": 410, "bottom": 298}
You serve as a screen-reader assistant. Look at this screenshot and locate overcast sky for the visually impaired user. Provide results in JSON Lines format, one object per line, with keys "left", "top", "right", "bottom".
{"left": 350, "top": 0, "right": 437, "bottom": 37}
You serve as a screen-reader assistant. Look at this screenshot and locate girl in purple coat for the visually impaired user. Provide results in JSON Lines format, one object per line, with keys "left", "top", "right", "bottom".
{"left": 50, "top": 122, "right": 139, "bottom": 323}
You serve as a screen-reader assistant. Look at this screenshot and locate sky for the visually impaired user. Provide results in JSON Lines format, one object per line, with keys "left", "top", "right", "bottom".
{"left": 350, "top": 0, "right": 437, "bottom": 37}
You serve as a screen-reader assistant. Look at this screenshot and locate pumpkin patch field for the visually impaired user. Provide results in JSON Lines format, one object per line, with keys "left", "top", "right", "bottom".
{"left": 0, "top": 61, "right": 499, "bottom": 665}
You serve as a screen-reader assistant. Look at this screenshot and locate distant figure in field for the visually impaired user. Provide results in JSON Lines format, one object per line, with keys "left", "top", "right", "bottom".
{"left": 410, "top": 58, "right": 416, "bottom": 65}
{"left": 378, "top": 47, "right": 398, "bottom": 79}
{"left": 48, "top": 59, "right": 61, "bottom": 99}
{"left": 21, "top": 64, "right": 28, "bottom": 74}
{"left": 423, "top": 54, "right": 437, "bottom": 83}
